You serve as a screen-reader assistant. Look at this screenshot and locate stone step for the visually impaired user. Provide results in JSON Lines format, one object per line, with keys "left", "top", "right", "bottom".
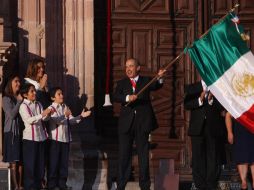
{"left": 108, "top": 182, "right": 154, "bottom": 190}
{"left": 154, "top": 159, "right": 179, "bottom": 190}
{"left": 67, "top": 147, "right": 109, "bottom": 190}
{"left": 125, "top": 182, "right": 154, "bottom": 190}
{"left": 67, "top": 159, "right": 108, "bottom": 190}
{"left": 186, "top": 181, "right": 242, "bottom": 190}
{"left": 82, "top": 183, "right": 108, "bottom": 190}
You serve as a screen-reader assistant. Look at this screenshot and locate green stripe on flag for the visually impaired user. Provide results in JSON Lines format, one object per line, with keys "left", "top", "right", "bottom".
{"left": 186, "top": 13, "right": 249, "bottom": 86}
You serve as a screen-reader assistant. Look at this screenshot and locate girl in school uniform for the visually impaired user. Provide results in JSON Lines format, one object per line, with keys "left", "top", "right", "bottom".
{"left": 47, "top": 87, "right": 91, "bottom": 190}
{"left": 19, "top": 83, "right": 52, "bottom": 190}
{"left": 3, "top": 75, "right": 23, "bottom": 190}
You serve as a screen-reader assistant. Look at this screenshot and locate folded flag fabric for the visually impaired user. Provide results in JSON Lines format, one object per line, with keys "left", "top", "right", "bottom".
{"left": 185, "top": 12, "right": 254, "bottom": 133}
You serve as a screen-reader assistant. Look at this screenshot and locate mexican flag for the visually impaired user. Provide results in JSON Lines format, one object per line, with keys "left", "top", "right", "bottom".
{"left": 185, "top": 13, "right": 254, "bottom": 133}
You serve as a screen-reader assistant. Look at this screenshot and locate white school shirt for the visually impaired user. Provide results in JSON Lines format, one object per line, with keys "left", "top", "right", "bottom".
{"left": 19, "top": 99, "right": 49, "bottom": 141}
{"left": 48, "top": 103, "right": 82, "bottom": 143}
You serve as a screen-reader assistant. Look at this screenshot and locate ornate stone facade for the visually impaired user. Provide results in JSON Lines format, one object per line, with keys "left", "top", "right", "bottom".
{"left": 17, "top": 0, "right": 94, "bottom": 109}
{"left": 0, "top": 0, "right": 97, "bottom": 188}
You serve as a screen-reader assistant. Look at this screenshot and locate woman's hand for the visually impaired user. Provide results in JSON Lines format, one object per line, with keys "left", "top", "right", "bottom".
{"left": 16, "top": 94, "right": 23, "bottom": 101}
{"left": 39, "top": 74, "right": 48, "bottom": 90}
{"left": 227, "top": 132, "right": 234, "bottom": 144}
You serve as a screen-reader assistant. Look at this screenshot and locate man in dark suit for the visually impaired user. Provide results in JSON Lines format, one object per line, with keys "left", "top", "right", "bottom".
{"left": 184, "top": 81, "right": 225, "bottom": 190}
{"left": 114, "top": 58, "right": 165, "bottom": 190}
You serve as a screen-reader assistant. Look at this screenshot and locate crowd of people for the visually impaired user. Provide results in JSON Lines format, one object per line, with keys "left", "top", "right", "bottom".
{"left": 3, "top": 57, "right": 254, "bottom": 190}
{"left": 3, "top": 59, "right": 91, "bottom": 190}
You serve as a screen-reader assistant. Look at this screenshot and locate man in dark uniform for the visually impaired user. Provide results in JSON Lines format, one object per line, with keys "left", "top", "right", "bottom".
{"left": 184, "top": 81, "right": 225, "bottom": 190}
{"left": 114, "top": 58, "right": 165, "bottom": 190}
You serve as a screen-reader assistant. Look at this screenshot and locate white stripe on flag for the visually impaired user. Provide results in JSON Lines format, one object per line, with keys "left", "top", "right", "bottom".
{"left": 209, "top": 51, "right": 254, "bottom": 118}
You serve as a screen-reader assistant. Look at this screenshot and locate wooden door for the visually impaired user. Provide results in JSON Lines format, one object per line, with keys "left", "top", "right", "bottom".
{"left": 94, "top": 0, "right": 254, "bottom": 183}
{"left": 111, "top": 0, "right": 199, "bottom": 181}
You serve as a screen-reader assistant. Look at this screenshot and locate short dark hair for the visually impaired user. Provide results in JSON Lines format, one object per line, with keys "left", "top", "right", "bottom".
{"left": 20, "top": 83, "right": 35, "bottom": 98}
{"left": 49, "top": 87, "right": 63, "bottom": 99}
{"left": 4, "top": 75, "right": 20, "bottom": 97}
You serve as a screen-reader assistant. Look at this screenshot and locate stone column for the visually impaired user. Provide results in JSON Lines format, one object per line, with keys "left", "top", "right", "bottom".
{"left": 84, "top": 0, "right": 94, "bottom": 108}
{"left": 18, "top": 0, "right": 46, "bottom": 75}
{"left": 64, "top": 0, "right": 94, "bottom": 110}
{"left": 18, "top": 0, "right": 94, "bottom": 108}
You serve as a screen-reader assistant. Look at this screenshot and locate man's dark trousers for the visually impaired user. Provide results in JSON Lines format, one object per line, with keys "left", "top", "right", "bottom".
{"left": 117, "top": 114, "right": 150, "bottom": 190}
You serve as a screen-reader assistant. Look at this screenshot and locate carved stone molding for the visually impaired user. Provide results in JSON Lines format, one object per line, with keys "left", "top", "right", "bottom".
{"left": 0, "top": 42, "right": 16, "bottom": 64}
{"left": 37, "top": 24, "right": 45, "bottom": 39}
{"left": 113, "top": 0, "right": 169, "bottom": 14}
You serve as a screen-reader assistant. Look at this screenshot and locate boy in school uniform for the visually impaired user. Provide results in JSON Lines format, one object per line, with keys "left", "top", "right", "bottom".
{"left": 47, "top": 87, "right": 91, "bottom": 190}
{"left": 19, "top": 83, "right": 52, "bottom": 190}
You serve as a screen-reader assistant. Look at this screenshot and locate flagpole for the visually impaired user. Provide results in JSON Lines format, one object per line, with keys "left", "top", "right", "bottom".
{"left": 125, "top": 3, "right": 240, "bottom": 107}
{"left": 199, "top": 3, "right": 239, "bottom": 39}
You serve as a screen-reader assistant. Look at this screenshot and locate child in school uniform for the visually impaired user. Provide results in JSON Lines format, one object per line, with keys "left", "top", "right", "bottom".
{"left": 19, "top": 83, "right": 52, "bottom": 190}
{"left": 25, "top": 59, "right": 51, "bottom": 189}
{"left": 3, "top": 75, "right": 23, "bottom": 190}
{"left": 47, "top": 87, "right": 91, "bottom": 190}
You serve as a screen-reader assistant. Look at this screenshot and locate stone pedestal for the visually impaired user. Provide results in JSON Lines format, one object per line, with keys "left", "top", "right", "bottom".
{"left": 154, "top": 159, "right": 179, "bottom": 190}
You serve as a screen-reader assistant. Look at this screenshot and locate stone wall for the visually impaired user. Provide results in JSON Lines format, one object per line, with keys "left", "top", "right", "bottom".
{"left": 17, "top": 0, "right": 94, "bottom": 109}
{"left": 1, "top": 0, "right": 100, "bottom": 189}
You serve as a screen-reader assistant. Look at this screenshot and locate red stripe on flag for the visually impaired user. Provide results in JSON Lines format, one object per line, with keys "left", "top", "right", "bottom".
{"left": 237, "top": 104, "right": 254, "bottom": 134}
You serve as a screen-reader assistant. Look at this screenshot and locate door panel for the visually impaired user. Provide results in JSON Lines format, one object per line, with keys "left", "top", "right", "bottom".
{"left": 110, "top": 0, "right": 197, "bottom": 180}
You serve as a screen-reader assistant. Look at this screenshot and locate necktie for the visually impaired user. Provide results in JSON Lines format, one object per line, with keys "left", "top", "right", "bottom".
{"left": 130, "top": 79, "right": 136, "bottom": 92}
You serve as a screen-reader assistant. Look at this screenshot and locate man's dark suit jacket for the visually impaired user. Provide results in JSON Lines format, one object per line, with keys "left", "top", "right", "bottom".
{"left": 114, "top": 76, "right": 163, "bottom": 134}
{"left": 184, "top": 81, "right": 224, "bottom": 137}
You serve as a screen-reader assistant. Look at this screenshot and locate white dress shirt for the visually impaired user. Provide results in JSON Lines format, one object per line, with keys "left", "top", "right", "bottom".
{"left": 19, "top": 99, "right": 49, "bottom": 141}
{"left": 48, "top": 102, "right": 82, "bottom": 143}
